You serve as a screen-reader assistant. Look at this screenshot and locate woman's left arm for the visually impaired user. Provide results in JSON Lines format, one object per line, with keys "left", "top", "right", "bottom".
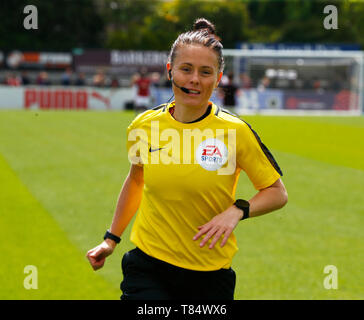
{"left": 193, "top": 178, "right": 288, "bottom": 249}
{"left": 248, "top": 178, "right": 288, "bottom": 218}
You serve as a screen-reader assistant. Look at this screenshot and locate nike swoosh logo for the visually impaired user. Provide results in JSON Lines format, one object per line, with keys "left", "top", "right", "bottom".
{"left": 149, "top": 146, "right": 165, "bottom": 152}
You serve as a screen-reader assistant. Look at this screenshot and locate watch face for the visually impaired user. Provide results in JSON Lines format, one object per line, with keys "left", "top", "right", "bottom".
{"left": 236, "top": 199, "right": 250, "bottom": 209}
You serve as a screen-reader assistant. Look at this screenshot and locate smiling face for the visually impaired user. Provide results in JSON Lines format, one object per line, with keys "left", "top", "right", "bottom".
{"left": 168, "top": 44, "right": 222, "bottom": 110}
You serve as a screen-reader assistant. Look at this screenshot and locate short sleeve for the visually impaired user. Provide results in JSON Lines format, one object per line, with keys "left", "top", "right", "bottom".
{"left": 236, "top": 122, "right": 282, "bottom": 190}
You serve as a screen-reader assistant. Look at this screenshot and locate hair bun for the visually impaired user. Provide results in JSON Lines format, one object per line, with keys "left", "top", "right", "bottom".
{"left": 193, "top": 18, "right": 216, "bottom": 35}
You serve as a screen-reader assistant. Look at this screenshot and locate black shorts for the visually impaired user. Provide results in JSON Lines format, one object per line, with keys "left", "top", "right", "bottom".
{"left": 120, "top": 247, "right": 236, "bottom": 300}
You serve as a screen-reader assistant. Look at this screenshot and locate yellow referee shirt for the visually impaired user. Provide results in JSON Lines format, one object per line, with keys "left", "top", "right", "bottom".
{"left": 126, "top": 101, "right": 282, "bottom": 271}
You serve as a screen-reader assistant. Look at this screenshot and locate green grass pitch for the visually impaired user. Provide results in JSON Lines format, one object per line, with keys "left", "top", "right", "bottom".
{"left": 0, "top": 110, "right": 363, "bottom": 299}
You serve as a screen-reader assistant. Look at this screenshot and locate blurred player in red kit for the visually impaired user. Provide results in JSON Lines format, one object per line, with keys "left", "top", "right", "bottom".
{"left": 132, "top": 67, "right": 152, "bottom": 112}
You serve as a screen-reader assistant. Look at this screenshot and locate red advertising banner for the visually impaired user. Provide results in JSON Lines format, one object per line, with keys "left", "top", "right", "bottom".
{"left": 16, "top": 86, "right": 133, "bottom": 110}
{"left": 24, "top": 88, "right": 89, "bottom": 109}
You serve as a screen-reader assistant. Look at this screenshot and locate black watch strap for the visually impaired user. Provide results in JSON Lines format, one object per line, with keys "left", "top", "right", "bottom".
{"left": 234, "top": 199, "right": 250, "bottom": 220}
{"left": 104, "top": 230, "right": 121, "bottom": 244}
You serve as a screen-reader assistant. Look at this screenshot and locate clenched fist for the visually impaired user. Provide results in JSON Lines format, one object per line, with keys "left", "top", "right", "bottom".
{"left": 86, "top": 240, "right": 116, "bottom": 271}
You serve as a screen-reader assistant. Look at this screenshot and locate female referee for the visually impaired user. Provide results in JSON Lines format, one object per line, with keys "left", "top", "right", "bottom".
{"left": 86, "top": 18, "right": 288, "bottom": 300}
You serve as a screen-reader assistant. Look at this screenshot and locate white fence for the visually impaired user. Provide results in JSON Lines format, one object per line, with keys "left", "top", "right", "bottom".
{"left": 0, "top": 85, "right": 134, "bottom": 110}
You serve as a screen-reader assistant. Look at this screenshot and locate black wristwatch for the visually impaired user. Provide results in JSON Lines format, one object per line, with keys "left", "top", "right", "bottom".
{"left": 233, "top": 199, "right": 250, "bottom": 220}
{"left": 104, "top": 230, "right": 121, "bottom": 244}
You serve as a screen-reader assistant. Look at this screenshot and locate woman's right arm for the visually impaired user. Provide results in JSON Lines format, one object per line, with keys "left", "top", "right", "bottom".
{"left": 86, "top": 164, "right": 144, "bottom": 271}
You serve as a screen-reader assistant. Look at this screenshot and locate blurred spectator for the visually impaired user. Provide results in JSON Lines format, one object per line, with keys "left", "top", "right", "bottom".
{"left": 111, "top": 76, "right": 119, "bottom": 88}
{"left": 36, "top": 71, "right": 51, "bottom": 85}
{"left": 218, "top": 72, "right": 238, "bottom": 110}
{"left": 312, "top": 77, "right": 324, "bottom": 94}
{"left": 93, "top": 69, "right": 106, "bottom": 87}
{"left": 150, "top": 72, "right": 161, "bottom": 86}
{"left": 132, "top": 67, "right": 152, "bottom": 112}
{"left": 4, "top": 73, "right": 11, "bottom": 85}
{"left": 240, "top": 72, "right": 252, "bottom": 89}
{"left": 75, "top": 72, "right": 86, "bottom": 86}
{"left": 5, "top": 73, "right": 21, "bottom": 86}
{"left": 257, "top": 76, "right": 270, "bottom": 91}
{"left": 61, "top": 67, "right": 73, "bottom": 85}
{"left": 21, "top": 71, "right": 31, "bottom": 85}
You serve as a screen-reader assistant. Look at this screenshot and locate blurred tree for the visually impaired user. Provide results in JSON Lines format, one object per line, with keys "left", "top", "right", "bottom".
{"left": 339, "top": 0, "right": 364, "bottom": 48}
{"left": 0, "top": 0, "right": 363, "bottom": 51}
{"left": 104, "top": 0, "right": 364, "bottom": 50}
{"left": 105, "top": 0, "right": 250, "bottom": 50}
{"left": 172, "top": 0, "right": 250, "bottom": 49}
{"left": 102, "top": 0, "right": 160, "bottom": 49}
{"left": 279, "top": 0, "right": 357, "bottom": 44}
{"left": 0, "top": 0, "right": 105, "bottom": 50}
{"left": 245, "top": 0, "right": 362, "bottom": 46}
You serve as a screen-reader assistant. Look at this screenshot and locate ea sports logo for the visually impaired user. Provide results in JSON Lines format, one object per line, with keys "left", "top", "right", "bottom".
{"left": 196, "top": 138, "right": 228, "bottom": 171}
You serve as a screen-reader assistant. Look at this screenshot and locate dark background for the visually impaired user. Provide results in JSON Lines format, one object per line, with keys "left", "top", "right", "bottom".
{"left": 0, "top": 0, "right": 363, "bottom": 51}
